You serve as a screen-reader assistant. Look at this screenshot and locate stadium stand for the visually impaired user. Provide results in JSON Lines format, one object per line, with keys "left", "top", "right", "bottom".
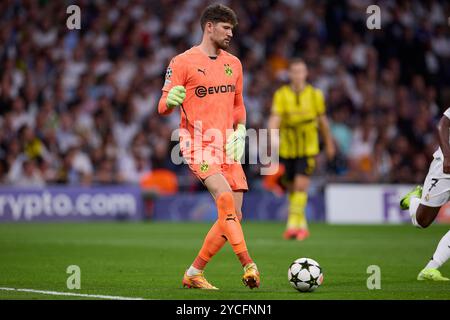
{"left": 0, "top": 0, "right": 449, "bottom": 190}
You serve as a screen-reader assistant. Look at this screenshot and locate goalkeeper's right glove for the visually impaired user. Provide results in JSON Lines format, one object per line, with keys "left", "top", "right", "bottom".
{"left": 226, "top": 124, "right": 246, "bottom": 162}
{"left": 166, "top": 85, "right": 186, "bottom": 109}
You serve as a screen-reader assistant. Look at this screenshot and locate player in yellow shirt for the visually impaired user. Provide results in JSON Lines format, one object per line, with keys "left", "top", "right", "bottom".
{"left": 268, "top": 58, "right": 335, "bottom": 240}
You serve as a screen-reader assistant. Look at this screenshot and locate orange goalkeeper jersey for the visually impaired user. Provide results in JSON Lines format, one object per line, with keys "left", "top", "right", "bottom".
{"left": 158, "top": 46, "right": 246, "bottom": 151}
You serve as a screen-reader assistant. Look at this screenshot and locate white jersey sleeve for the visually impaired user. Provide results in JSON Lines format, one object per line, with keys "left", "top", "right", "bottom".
{"left": 433, "top": 107, "right": 450, "bottom": 159}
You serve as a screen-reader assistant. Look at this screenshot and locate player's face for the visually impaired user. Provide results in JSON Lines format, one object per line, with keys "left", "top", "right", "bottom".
{"left": 289, "top": 62, "right": 308, "bottom": 85}
{"left": 211, "top": 22, "right": 234, "bottom": 50}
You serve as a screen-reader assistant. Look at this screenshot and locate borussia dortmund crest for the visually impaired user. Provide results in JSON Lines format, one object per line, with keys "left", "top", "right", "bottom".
{"left": 200, "top": 161, "right": 209, "bottom": 173}
{"left": 224, "top": 64, "right": 233, "bottom": 76}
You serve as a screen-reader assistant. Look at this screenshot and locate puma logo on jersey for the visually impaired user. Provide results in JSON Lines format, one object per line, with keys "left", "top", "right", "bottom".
{"left": 197, "top": 68, "right": 206, "bottom": 75}
{"left": 226, "top": 214, "right": 236, "bottom": 222}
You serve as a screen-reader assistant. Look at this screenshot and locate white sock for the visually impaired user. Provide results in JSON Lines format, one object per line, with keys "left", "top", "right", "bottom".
{"left": 425, "top": 230, "right": 450, "bottom": 269}
{"left": 409, "top": 197, "right": 422, "bottom": 228}
{"left": 186, "top": 265, "right": 203, "bottom": 276}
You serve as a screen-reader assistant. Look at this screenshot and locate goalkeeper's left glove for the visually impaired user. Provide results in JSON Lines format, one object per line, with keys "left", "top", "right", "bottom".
{"left": 226, "top": 124, "right": 246, "bottom": 162}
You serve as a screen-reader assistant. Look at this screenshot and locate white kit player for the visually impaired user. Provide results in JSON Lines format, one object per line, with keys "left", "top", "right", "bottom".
{"left": 400, "top": 107, "right": 450, "bottom": 281}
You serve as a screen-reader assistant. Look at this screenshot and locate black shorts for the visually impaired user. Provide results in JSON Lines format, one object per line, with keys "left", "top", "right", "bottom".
{"left": 280, "top": 157, "right": 316, "bottom": 182}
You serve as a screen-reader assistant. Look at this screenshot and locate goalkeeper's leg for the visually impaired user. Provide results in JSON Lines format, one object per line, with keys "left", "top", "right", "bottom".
{"left": 185, "top": 174, "right": 258, "bottom": 288}
{"left": 204, "top": 174, "right": 253, "bottom": 265}
{"left": 189, "top": 193, "right": 244, "bottom": 273}
{"left": 207, "top": 174, "right": 258, "bottom": 288}
{"left": 232, "top": 190, "right": 260, "bottom": 289}
{"left": 183, "top": 220, "right": 224, "bottom": 289}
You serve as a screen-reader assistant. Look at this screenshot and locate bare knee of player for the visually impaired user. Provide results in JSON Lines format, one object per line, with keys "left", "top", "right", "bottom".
{"left": 293, "top": 174, "right": 310, "bottom": 192}
{"left": 416, "top": 204, "right": 440, "bottom": 228}
{"left": 235, "top": 209, "right": 242, "bottom": 222}
{"left": 233, "top": 191, "right": 244, "bottom": 221}
{"left": 204, "top": 174, "right": 232, "bottom": 199}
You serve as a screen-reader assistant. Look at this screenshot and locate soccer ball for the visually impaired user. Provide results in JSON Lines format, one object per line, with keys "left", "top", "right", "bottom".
{"left": 288, "top": 258, "right": 323, "bottom": 292}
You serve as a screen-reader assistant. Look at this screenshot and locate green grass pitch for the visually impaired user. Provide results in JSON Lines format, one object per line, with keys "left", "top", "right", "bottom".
{"left": 0, "top": 222, "right": 449, "bottom": 300}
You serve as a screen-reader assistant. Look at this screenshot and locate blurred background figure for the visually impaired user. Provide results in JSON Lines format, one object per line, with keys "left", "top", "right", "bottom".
{"left": 268, "top": 58, "right": 335, "bottom": 240}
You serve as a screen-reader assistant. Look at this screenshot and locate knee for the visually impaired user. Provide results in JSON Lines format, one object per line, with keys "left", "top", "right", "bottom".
{"left": 216, "top": 191, "right": 235, "bottom": 212}
{"left": 293, "top": 184, "right": 308, "bottom": 193}
{"left": 216, "top": 191, "right": 242, "bottom": 221}
{"left": 293, "top": 177, "right": 310, "bottom": 192}
{"left": 416, "top": 214, "right": 432, "bottom": 228}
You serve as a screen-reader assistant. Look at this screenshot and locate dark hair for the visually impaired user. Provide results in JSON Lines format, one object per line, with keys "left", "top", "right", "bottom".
{"left": 200, "top": 4, "right": 238, "bottom": 31}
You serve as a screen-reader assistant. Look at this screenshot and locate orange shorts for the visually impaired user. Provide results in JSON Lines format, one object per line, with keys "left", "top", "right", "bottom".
{"left": 182, "top": 148, "right": 248, "bottom": 192}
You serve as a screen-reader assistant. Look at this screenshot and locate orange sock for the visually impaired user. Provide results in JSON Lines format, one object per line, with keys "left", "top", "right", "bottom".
{"left": 237, "top": 251, "right": 253, "bottom": 267}
{"left": 216, "top": 192, "right": 248, "bottom": 255}
{"left": 192, "top": 193, "right": 253, "bottom": 270}
{"left": 194, "top": 221, "right": 227, "bottom": 269}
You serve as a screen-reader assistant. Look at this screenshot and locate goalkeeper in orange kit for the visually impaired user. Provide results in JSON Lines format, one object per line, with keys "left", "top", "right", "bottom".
{"left": 157, "top": 4, "right": 259, "bottom": 290}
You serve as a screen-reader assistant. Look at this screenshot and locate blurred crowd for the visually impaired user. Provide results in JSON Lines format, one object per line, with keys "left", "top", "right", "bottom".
{"left": 0, "top": 0, "right": 450, "bottom": 190}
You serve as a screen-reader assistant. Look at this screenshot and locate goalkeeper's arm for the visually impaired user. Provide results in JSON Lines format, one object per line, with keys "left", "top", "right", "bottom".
{"left": 226, "top": 92, "right": 247, "bottom": 162}
{"left": 158, "top": 85, "right": 186, "bottom": 115}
